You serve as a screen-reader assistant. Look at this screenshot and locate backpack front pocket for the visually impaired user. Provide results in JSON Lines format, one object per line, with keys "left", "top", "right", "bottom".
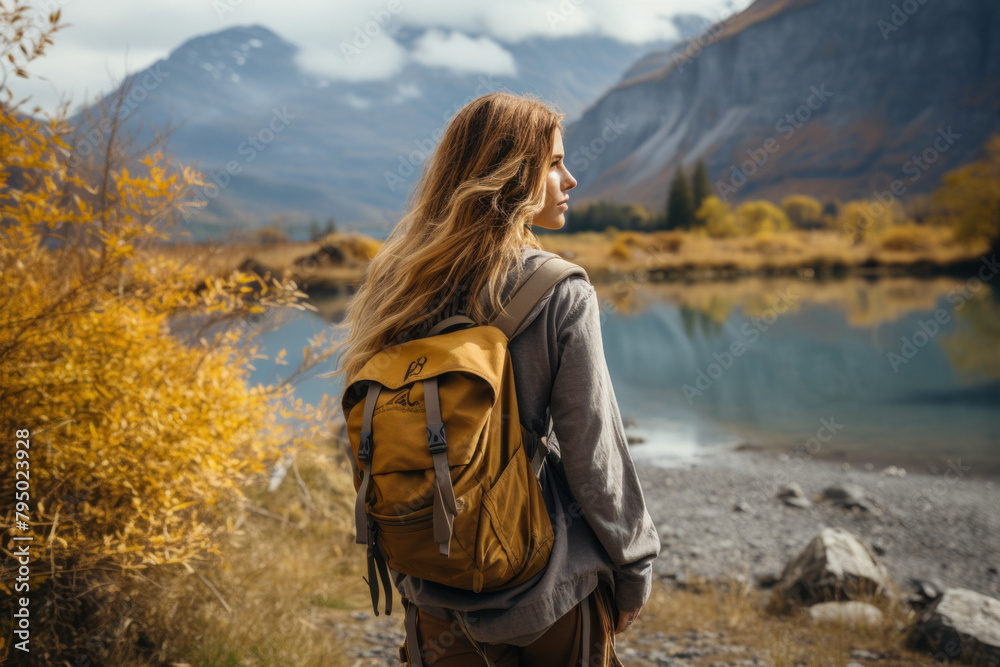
{"left": 478, "top": 444, "right": 554, "bottom": 590}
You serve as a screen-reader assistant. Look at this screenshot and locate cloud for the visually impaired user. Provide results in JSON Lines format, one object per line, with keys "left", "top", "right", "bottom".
{"left": 295, "top": 38, "right": 408, "bottom": 81}
{"left": 6, "top": 0, "right": 750, "bottom": 113}
{"left": 411, "top": 30, "right": 517, "bottom": 76}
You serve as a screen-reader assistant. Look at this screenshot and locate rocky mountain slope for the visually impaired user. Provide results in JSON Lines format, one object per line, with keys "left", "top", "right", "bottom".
{"left": 563, "top": 0, "right": 1000, "bottom": 212}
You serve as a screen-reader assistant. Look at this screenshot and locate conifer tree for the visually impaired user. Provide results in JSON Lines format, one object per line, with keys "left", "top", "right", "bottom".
{"left": 691, "top": 159, "right": 711, "bottom": 214}
{"left": 666, "top": 165, "right": 695, "bottom": 230}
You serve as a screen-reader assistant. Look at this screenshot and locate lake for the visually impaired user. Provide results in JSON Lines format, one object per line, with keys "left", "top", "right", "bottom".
{"left": 242, "top": 273, "right": 1000, "bottom": 477}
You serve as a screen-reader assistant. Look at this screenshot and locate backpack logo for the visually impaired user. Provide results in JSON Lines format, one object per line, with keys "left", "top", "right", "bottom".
{"left": 403, "top": 356, "right": 427, "bottom": 382}
{"left": 375, "top": 385, "right": 422, "bottom": 415}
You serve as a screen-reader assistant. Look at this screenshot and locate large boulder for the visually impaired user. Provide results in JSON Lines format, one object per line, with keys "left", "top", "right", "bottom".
{"left": 772, "top": 527, "right": 895, "bottom": 608}
{"left": 908, "top": 588, "right": 1000, "bottom": 666}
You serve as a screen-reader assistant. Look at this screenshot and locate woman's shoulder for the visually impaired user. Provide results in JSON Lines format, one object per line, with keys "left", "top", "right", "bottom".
{"left": 502, "top": 247, "right": 593, "bottom": 338}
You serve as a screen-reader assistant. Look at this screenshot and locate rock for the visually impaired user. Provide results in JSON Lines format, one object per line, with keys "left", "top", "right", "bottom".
{"left": 880, "top": 465, "right": 907, "bottom": 478}
{"left": 778, "top": 483, "right": 812, "bottom": 508}
{"left": 783, "top": 496, "right": 813, "bottom": 509}
{"left": 809, "top": 601, "right": 885, "bottom": 628}
{"left": 818, "top": 484, "right": 883, "bottom": 515}
{"left": 772, "top": 527, "right": 895, "bottom": 607}
{"left": 851, "top": 648, "right": 888, "bottom": 660}
{"left": 908, "top": 587, "right": 1000, "bottom": 665}
{"left": 908, "top": 577, "right": 944, "bottom": 609}
{"left": 778, "top": 482, "right": 806, "bottom": 499}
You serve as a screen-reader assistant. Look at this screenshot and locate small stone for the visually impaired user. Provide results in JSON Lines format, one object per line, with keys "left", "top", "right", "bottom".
{"left": 851, "top": 648, "right": 888, "bottom": 660}
{"left": 808, "top": 601, "right": 885, "bottom": 627}
{"left": 777, "top": 482, "right": 806, "bottom": 499}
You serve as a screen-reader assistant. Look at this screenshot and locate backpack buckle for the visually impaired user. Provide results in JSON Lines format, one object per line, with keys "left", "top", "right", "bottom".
{"left": 359, "top": 431, "right": 373, "bottom": 463}
{"left": 426, "top": 423, "right": 447, "bottom": 454}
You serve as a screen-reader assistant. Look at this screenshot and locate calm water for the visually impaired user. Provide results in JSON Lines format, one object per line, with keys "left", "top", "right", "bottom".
{"left": 242, "top": 274, "right": 1000, "bottom": 476}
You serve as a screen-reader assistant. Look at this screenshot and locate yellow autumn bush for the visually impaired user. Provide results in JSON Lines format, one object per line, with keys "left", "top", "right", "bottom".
{"left": 0, "top": 3, "right": 336, "bottom": 661}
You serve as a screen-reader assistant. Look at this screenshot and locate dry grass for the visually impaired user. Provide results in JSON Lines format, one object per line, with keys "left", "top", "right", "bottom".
{"left": 105, "top": 434, "right": 377, "bottom": 667}
{"left": 536, "top": 227, "right": 984, "bottom": 281}
{"left": 633, "top": 572, "right": 937, "bottom": 666}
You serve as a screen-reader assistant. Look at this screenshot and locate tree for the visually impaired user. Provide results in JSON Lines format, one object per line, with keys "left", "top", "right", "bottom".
{"left": 665, "top": 165, "right": 696, "bottom": 230}
{"left": 696, "top": 195, "right": 740, "bottom": 237}
{"left": 929, "top": 133, "right": 1000, "bottom": 255}
{"left": 839, "top": 198, "right": 905, "bottom": 245}
{"left": 781, "top": 195, "right": 824, "bottom": 229}
{"left": 735, "top": 200, "right": 791, "bottom": 234}
{"left": 0, "top": 4, "right": 334, "bottom": 660}
{"left": 325, "top": 216, "right": 337, "bottom": 236}
{"left": 690, "top": 158, "right": 711, "bottom": 214}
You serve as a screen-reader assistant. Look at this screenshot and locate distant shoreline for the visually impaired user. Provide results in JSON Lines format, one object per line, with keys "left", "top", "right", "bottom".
{"left": 147, "top": 229, "right": 993, "bottom": 296}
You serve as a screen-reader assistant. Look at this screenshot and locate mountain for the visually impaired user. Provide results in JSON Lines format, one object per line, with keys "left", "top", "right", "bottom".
{"left": 75, "top": 19, "right": 709, "bottom": 239}
{"left": 562, "top": 0, "right": 1000, "bottom": 212}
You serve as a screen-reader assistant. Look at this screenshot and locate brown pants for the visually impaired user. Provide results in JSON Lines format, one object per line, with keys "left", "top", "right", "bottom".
{"left": 400, "top": 583, "right": 624, "bottom": 666}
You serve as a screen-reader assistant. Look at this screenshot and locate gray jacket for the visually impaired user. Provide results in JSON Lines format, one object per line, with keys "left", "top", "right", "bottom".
{"left": 387, "top": 246, "right": 660, "bottom": 645}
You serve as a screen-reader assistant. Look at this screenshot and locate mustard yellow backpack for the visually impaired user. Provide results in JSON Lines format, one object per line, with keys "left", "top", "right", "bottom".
{"left": 340, "top": 256, "right": 590, "bottom": 617}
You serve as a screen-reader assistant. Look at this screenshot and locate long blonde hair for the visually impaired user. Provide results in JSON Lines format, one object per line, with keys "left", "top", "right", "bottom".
{"left": 331, "top": 92, "right": 566, "bottom": 384}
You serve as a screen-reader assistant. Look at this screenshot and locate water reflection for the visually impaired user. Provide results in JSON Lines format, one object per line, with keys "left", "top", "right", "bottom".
{"left": 247, "top": 275, "right": 1000, "bottom": 476}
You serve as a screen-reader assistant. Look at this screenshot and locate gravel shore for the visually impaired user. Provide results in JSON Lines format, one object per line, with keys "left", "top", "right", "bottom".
{"left": 638, "top": 446, "right": 1000, "bottom": 600}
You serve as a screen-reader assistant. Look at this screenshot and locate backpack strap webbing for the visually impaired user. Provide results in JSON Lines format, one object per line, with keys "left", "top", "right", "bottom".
{"left": 423, "top": 375, "right": 459, "bottom": 559}
{"left": 354, "top": 380, "right": 394, "bottom": 617}
{"left": 487, "top": 256, "right": 590, "bottom": 340}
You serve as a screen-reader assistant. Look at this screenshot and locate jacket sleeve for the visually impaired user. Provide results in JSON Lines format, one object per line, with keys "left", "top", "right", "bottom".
{"left": 547, "top": 278, "right": 661, "bottom": 614}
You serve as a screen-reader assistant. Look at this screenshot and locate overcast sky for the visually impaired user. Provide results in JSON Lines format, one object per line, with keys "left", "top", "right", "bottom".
{"left": 10, "top": 0, "right": 751, "bottom": 114}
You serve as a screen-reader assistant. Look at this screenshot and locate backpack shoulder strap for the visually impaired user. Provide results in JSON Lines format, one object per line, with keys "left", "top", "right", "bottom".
{"left": 488, "top": 256, "right": 590, "bottom": 340}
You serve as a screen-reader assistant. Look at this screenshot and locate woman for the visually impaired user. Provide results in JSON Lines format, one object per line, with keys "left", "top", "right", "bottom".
{"left": 332, "top": 91, "right": 659, "bottom": 665}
